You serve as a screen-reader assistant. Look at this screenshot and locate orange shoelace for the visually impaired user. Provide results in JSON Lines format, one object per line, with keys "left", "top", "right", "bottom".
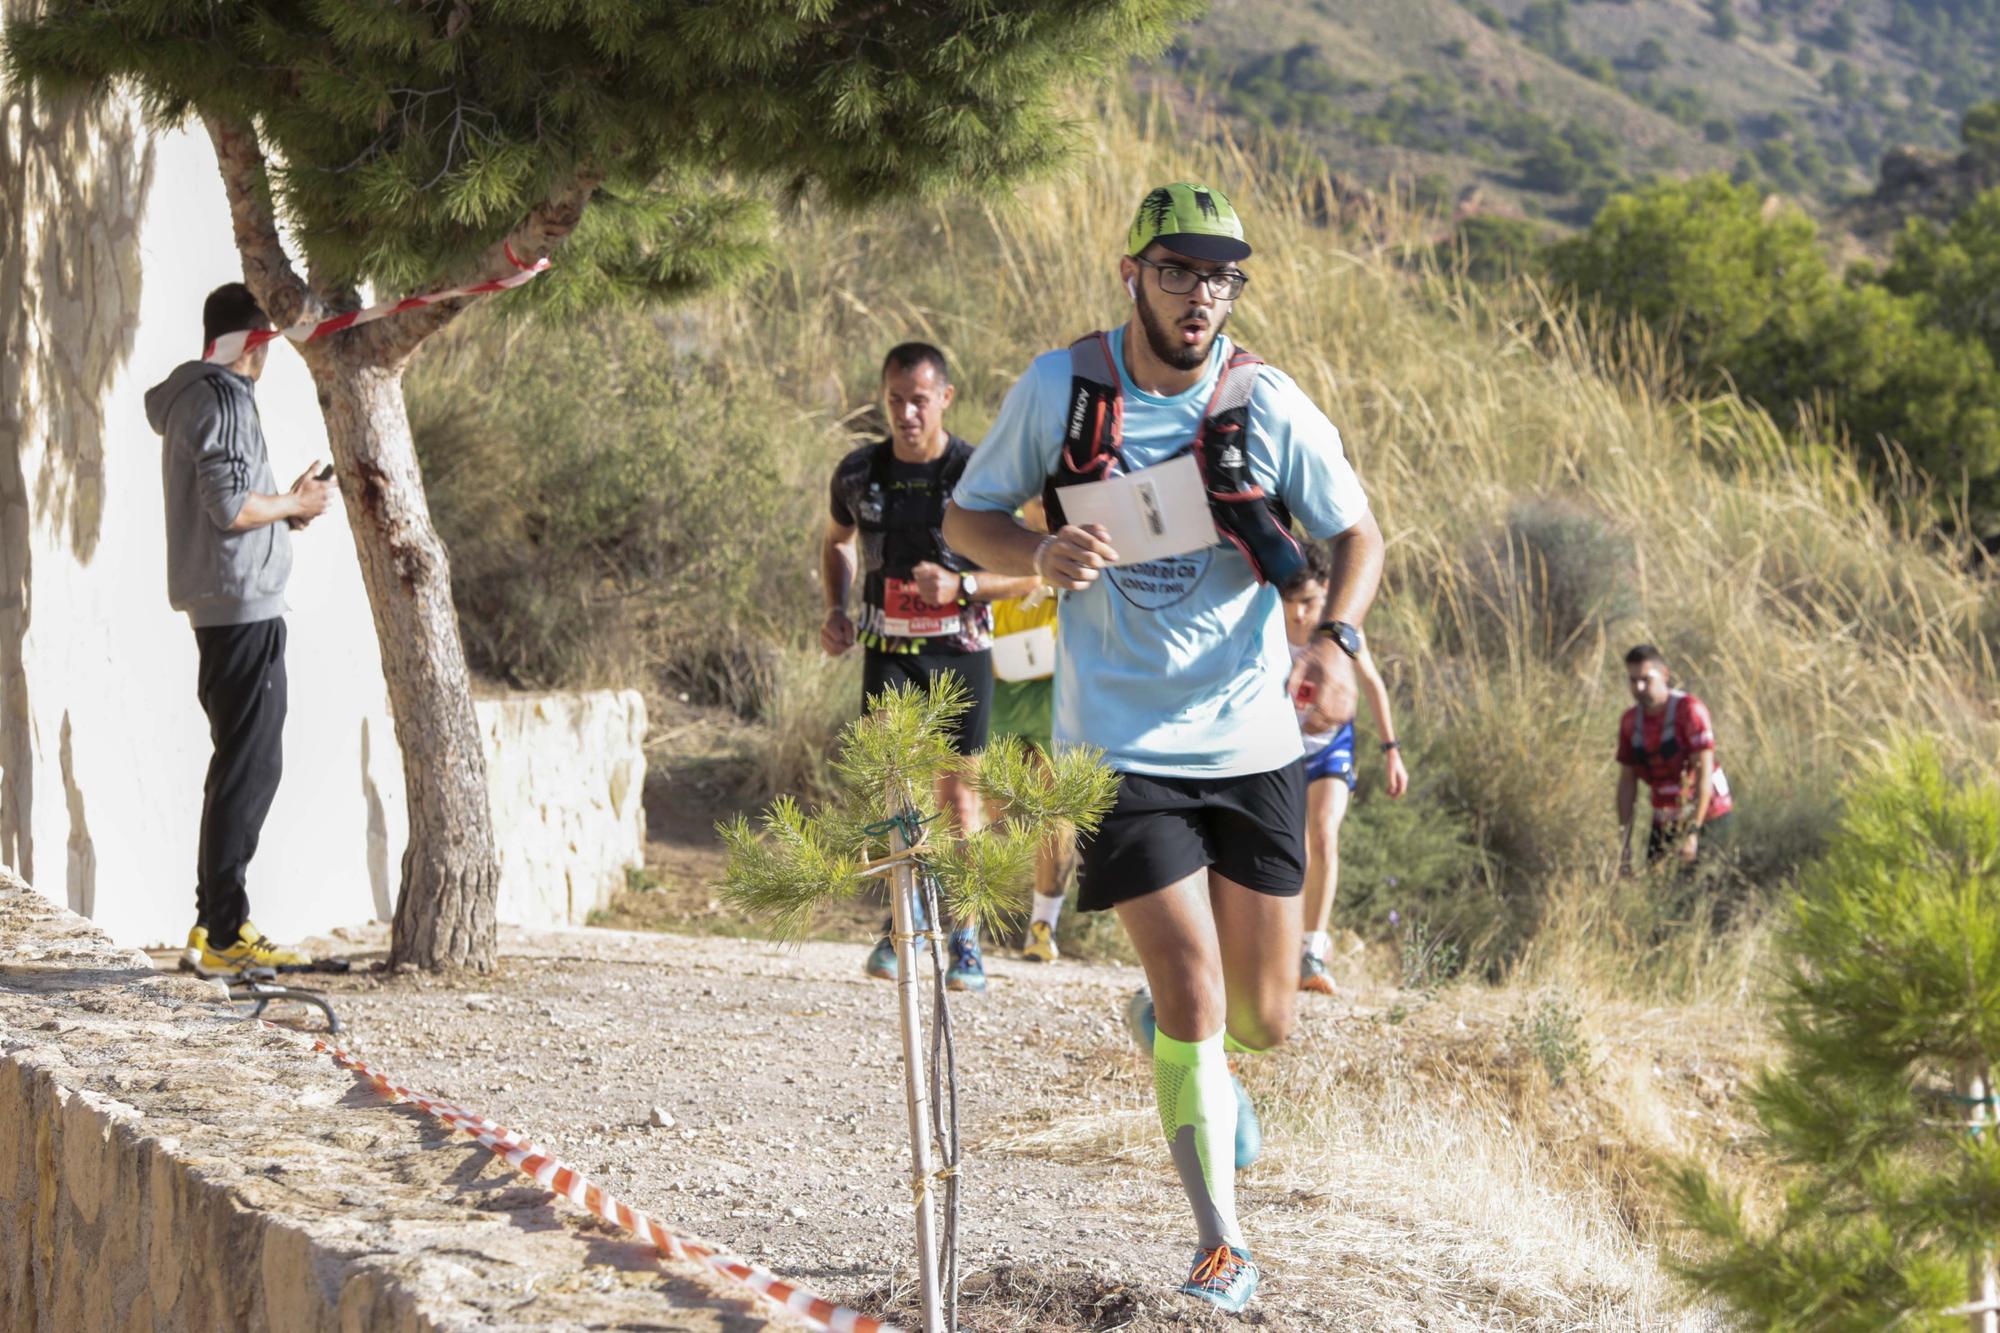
{"left": 1189, "top": 1245, "right": 1243, "bottom": 1289}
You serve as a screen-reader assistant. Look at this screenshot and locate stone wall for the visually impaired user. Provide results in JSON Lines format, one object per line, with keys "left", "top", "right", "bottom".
{"left": 0, "top": 869, "right": 784, "bottom": 1332}
{"left": 0, "top": 49, "right": 644, "bottom": 943}
{"left": 480, "top": 690, "right": 648, "bottom": 928}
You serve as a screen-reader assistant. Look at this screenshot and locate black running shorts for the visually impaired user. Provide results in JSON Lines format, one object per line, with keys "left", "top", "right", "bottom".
{"left": 862, "top": 647, "right": 993, "bottom": 756}
{"left": 1075, "top": 760, "right": 1307, "bottom": 912}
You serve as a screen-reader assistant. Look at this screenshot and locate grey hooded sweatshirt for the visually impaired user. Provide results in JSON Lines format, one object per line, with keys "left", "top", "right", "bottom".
{"left": 145, "top": 361, "right": 293, "bottom": 628}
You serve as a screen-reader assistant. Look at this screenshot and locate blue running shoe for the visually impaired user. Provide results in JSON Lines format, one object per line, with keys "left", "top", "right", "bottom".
{"left": 1125, "top": 986, "right": 1157, "bottom": 1054}
{"left": 1299, "top": 951, "right": 1337, "bottom": 994}
{"left": 1233, "top": 1078, "right": 1262, "bottom": 1169}
{"left": 1179, "top": 1244, "right": 1259, "bottom": 1314}
{"left": 1125, "top": 988, "right": 1262, "bottom": 1169}
{"left": 946, "top": 928, "right": 986, "bottom": 993}
{"left": 864, "top": 935, "right": 897, "bottom": 981}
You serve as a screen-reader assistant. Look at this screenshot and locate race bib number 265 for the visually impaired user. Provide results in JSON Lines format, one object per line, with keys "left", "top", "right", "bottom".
{"left": 882, "top": 578, "right": 959, "bottom": 638}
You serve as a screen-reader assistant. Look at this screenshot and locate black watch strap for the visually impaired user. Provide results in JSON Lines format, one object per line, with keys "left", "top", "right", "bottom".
{"left": 1314, "top": 619, "right": 1362, "bottom": 658}
{"left": 1381, "top": 740, "right": 1399, "bottom": 752}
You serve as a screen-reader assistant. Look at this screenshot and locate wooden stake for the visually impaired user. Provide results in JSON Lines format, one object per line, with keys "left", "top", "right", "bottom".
{"left": 889, "top": 804, "right": 945, "bottom": 1333}
{"left": 1961, "top": 1060, "right": 1997, "bottom": 1333}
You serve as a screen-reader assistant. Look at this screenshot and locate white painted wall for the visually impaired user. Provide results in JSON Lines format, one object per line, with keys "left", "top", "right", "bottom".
{"left": 3, "top": 88, "right": 641, "bottom": 947}
{"left": 7, "top": 116, "right": 411, "bottom": 949}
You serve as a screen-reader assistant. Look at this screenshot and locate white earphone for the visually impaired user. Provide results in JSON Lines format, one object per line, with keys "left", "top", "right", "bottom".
{"left": 1125, "top": 275, "right": 1138, "bottom": 300}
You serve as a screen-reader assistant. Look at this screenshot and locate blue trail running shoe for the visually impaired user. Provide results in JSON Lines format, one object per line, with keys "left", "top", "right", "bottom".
{"left": 1232, "top": 1078, "right": 1262, "bottom": 1168}
{"left": 946, "top": 928, "right": 986, "bottom": 993}
{"left": 1123, "top": 987, "right": 1262, "bottom": 1169}
{"left": 1179, "top": 1244, "right": 1260, "bottom": 1314}
{"left": 1299, "top": 951, "right": 1337, "bottom": 994}
{"left": 866, "top": 899, "right": 932, "bottom": 981}
{"left": 863, "top": 935, "right": 897, "bottom": 981}
{"left": 1125, "top": 986, "right": 1158, "bottom": 1055}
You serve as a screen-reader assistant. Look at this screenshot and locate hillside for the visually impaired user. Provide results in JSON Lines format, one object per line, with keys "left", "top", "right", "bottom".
{"left": 1161, "top": 0, "right": 2000, "bottom": 227}
{"left": 413, "top": 99, "right": 2000, "bottom": 978}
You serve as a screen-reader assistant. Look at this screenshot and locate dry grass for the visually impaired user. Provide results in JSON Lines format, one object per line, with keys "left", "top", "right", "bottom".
{"left": 650, "top": 93, "right": 2000, "bottom": 971}
{"left": 986, "top": 967, "right": 1773, "bottom": 1330}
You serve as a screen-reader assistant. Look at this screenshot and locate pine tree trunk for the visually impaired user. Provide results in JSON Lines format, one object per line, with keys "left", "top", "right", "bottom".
{"left": 317, "top": 356, "right": 498, "bottom": 971}
{"left": 1960, "top": 1061, "right": 1999, "bottom": 1333}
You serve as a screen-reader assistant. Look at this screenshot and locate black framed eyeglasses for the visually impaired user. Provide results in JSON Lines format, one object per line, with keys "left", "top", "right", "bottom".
{"left": 1133, "top": 255, "right": 1249, "bottom": 300}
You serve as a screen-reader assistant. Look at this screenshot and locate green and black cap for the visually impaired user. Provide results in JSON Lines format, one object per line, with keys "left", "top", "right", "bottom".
{"left": 1126, "top": 182, "right": 1251, "bottom": 263}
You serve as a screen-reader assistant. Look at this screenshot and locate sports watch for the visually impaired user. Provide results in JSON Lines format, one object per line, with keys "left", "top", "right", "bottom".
{"left": 1314, "top": 620, "right": 1362, "bottom": 659}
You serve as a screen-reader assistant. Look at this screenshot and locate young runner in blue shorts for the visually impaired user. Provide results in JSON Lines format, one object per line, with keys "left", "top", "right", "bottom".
{"left": 1281, "top": 546, "right": 1407, "bottom": 995}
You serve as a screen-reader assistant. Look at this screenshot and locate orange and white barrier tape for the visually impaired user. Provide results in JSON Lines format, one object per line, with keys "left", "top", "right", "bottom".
{"left": 203, "top": 245, "right": 549, "bottom": 364}
{"left": 287, "top": 1031, "right": 896, "bottom": 1333}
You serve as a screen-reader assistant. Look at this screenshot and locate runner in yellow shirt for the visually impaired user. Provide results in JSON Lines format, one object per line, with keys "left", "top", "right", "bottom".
{"left": 987, "top": 500, "right": 1074, "bottom": 962}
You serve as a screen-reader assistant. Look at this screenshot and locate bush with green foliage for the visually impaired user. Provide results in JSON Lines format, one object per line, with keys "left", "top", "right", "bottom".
{"left": 720, "top": 679, "right": 1117, "bottom": 940}
{"left": 1451, "top": 214, "right": 1547, "bottom": 281}
{"left": 1334, "top": 753, "right": 1498, "bottom": 945}
{"left": 407, "top": 311, "right": 823, "bottom": 689}
{"left": 1550, "top": 174, "right": 2000, "bottom": 533}
{"left": 1880, "top": 184, "right": 2000, "bottom": 364}
{"left": 1672, "top": 744, "right": 2000, "bottom": 1327}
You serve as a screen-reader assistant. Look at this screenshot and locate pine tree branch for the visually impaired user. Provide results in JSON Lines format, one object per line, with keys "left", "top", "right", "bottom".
{"left": 362, "top": 171, "right": 601, "bottom": 365}
{"left": 202, "top": 113, "right": 314, "bottom": 331}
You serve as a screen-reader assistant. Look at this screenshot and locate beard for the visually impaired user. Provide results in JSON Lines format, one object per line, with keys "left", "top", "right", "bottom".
{"left": 1136, "top": 291, "right": 1230, "bottom": 371}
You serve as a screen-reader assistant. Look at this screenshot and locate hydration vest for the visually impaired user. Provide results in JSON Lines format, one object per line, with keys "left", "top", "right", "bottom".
{"left": 1625, "top": 691, "right": 1685, "bottom": 765}
{"left": 854, "top": 437, "right": 971, "bottom": 576}
{"left": 1042, "top": 332, "right": 1306, "bottom": 587}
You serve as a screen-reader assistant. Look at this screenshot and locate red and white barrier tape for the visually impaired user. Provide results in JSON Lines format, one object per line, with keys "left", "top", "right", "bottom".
{"left": 203, "top": 244, "right": 549, "bottom": 364}
{"left": 287, "top": 1031, "right": 895, "bottom": 1333}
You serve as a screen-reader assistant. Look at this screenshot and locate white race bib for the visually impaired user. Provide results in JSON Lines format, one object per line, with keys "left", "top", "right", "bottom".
{"left": 991, "top": 625, "right": 1056, "bottom": 682}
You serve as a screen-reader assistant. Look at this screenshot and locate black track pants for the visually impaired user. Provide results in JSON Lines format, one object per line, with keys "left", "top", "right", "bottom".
{"left": 192, "top": 618, "right": 288, "bottom": 943}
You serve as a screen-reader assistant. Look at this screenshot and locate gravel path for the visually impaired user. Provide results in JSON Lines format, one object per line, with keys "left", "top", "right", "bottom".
{"left": 293, "top": 924, "right": 1318, "bottom": 1331}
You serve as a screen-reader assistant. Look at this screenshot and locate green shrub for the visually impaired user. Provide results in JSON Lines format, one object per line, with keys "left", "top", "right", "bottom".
{"left": 1510, "top": 993, "right": 1591, "bottom": 1086}
{"left": 1450, "top": 214, "right": 1546, "bottom": 281}
{"left": 1337, "top": 755, "right": 1500, "bottom": 945}
{"left": 408, "top": 312, "right": 825, "bottom": 689}
{"left": 1550, "top": 174, "right": 2000, "bottom": 533}
{"left": 1880, "top": 184, "right": 2000, "bottom": 364}
{"left": 1673, "top": 743, "right": 2000, "bottom": 1326}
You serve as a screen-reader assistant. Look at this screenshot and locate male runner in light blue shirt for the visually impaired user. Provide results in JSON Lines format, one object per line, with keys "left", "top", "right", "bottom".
{"left": 944, "top": 182, "right": 1384, "bottom": 1315}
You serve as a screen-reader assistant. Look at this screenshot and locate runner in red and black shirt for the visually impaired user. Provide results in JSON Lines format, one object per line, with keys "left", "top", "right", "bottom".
{"left": 822, "top": 342, "right": 1040, "bottom": 990}
{"left": 1616, "top": 644, "right": 1735, "bottom": 872}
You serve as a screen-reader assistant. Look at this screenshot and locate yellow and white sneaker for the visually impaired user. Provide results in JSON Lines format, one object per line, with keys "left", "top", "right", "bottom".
{"left": 179, "top": 925, "right": 210, "bottom": 973}
{"left": 1020, "top": 920, "right": 1059, "bottom": 964}
{"left": 191, "top": 922, "right": 310, "bottom": 977}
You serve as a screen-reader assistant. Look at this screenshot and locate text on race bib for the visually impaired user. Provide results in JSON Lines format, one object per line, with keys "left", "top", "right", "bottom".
{"left": 881, "top": 577, "right": 960, "bottom": 638}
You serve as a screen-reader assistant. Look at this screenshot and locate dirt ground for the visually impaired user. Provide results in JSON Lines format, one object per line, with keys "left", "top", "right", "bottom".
{"left": 281, "top": 924, "right": 1306, "bottom": 1331}
{"left": 227, "top": 914, "right": 1757, "bottom": 1333}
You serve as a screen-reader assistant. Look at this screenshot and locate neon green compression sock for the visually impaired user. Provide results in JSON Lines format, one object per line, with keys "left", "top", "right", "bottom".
{"left": 1223, "top": 1030, "right": 1271, "bottom": 1056}
{"left": 1154, "top": 1029, "right": 1244, "bottom": 1251}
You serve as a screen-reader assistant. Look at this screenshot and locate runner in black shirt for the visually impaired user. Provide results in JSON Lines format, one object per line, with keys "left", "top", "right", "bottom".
{"left": 822, "top": 342, "right": 1039, "bottom": 991}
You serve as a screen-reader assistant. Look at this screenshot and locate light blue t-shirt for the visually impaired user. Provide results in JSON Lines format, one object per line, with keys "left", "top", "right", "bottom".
{"left": 953, "top": 326, "right": 1370, "bottom": 777}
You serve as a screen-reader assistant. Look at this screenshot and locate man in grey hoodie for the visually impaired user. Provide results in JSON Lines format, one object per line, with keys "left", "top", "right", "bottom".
{"left": 144, "top": 283, "right": 337, "bottom": 975}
